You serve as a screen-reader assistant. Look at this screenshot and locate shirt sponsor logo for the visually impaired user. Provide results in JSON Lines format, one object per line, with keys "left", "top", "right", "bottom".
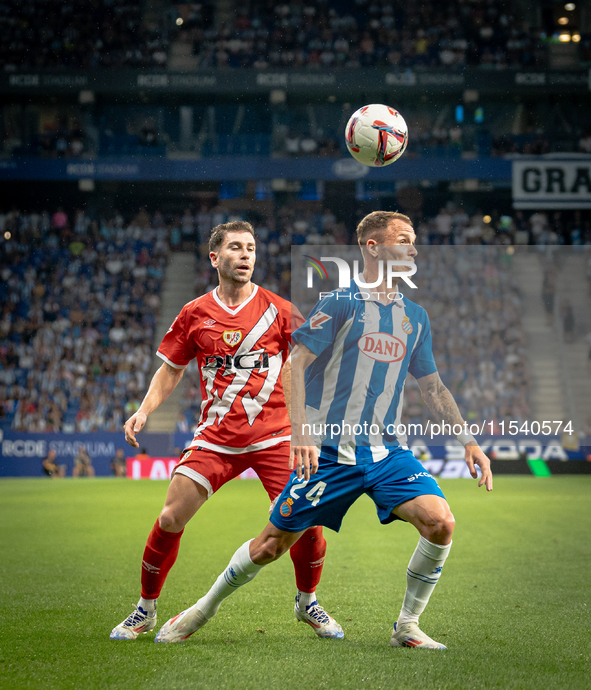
{"left": 310, "top": 311, "right": 332, "bottom": 330}
{"left": 222, "top": 330, "right": 242, "bottom": 346}
{"left": 358, "top": 332, "right": 406, "bottom": 363}
{"left": 203, "top": 319, "right": 216, "bottom": 328}
{"left": 204, "top": 352, "right": 269, "bottom": 370}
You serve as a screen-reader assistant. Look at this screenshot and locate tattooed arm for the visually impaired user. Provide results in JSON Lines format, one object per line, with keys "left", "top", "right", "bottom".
{"left": 417, "top": 371, "right": 466, "bottom": 431}
{"left": 417, "top": 371, "right": 493, "bottom": 491}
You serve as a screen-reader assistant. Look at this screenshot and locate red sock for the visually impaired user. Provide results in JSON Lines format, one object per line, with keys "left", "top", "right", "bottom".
{"left": 140, "top": 520, "right": 184, "bottom": 600}
{"left": 289, "top": 525, "right": 326, "bottom": 593}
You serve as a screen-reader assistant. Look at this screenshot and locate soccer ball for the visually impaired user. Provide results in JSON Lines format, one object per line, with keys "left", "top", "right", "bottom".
{"left": 345, "top": 104, "right": 408, "bottom": 167}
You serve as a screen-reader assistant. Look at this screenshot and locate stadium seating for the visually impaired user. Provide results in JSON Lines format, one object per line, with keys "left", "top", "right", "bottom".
{"left": 3, "top": 98, "right": 586, "bottom": 160}
{"left": 3, "top": 202, "right": 585, "bottom": 434}
{"left": 7, "top": 0, "right": 590, "bottom": 74}
{"left": 0, "top": 209, "right": 167, "bottom": 432}
{"left": 182, "top": 0, "right": 551, "bottom": 70}
{"left": 174, "top": 205, "right": 540, "bottom": 434}
{"left": 1, "top": 0, "right": 169, "bottom": 69}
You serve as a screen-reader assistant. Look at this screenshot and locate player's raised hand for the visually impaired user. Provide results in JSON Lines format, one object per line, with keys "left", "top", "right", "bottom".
{"left": 123, "top": 411, "right": 147, "bottom": 448}
{"left": 464, "top": 444, "right": 493, "bottom": 491}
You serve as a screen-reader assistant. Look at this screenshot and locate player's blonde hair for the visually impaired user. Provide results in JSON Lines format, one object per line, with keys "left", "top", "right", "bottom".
{"left": 355, "top": 211, "right": 413, "bottom": 247}
{"left": 209, "top": 221, "right": 256, "bottom": 253}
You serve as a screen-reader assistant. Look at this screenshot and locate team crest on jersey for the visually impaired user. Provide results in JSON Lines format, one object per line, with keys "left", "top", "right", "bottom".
{"left": 181, "top": 450, "right": 192, "bottom": 462}
{"left": 310, "top": 311, "right": 332, "bottom": 330}
{"left": 222, "top": 330, "right": 243, "bottom": 346}
{"left": 279, "top": 501, "right": 292, "bottom": 517}
{"left": 401, "top": 316, "right": 413, "bottom": 334}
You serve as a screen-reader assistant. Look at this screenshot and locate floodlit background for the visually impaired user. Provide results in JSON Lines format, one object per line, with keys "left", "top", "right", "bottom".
{"left": 0, "top": 2, "right": 590, "bottom": 688}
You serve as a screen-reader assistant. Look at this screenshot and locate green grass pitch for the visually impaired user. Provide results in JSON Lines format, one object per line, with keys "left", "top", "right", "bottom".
{"left": 0, "top": 476, "right": 589, "bottom": 690}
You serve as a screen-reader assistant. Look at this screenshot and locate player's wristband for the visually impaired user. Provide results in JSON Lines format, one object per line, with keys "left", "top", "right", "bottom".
{"left": 456, "top": 432, "right": 477, "bottom": 447}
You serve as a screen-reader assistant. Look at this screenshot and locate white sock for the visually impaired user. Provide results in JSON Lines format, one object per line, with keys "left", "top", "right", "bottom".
{"left": 196, "top": 540, "right": 263, "bottom": 619}
{"left": 397, "top": 536, "right": 451, "bottom": 627}
{"left": 297, "top": 590, "right": 317, "bottom": 609}
{"left": 138, "top": 597, "right": 157, "bottom": 614}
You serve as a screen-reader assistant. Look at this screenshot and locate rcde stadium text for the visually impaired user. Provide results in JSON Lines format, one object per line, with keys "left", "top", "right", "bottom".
{"left": 1, "top": 440, "right": 116, "bottom": 458}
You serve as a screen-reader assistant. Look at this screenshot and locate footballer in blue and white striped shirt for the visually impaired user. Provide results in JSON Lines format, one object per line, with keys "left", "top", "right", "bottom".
{"left": 155, "top": 211, "right": 493, "bottom": 650}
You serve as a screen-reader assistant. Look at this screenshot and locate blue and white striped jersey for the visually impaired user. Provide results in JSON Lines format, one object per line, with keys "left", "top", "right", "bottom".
{"left": 292, "top": 281, "right": 437, "bottom": 465}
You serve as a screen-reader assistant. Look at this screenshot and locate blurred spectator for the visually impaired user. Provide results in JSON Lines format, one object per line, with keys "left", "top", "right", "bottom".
{"left": 433, "top": 208, "right": 452, "bottom": 244}
{"left": 42, "top": 449, "right": 66, "bottom": 478}
{"left": 561, "top": 299, "right": 575, "bottom": 344}
{"left": 491, "top": 133, "right": 551, "bottom": 157}
{"left": 72, "top": 445, "right": 95, "bottom": 477}
{"left": 579, "top": 130, "right": 591, "bottom": 154}
{"left": 52, "top": 208, "right": 68, "bottom": 230}
{"left": 140, "top": 123, "right": 159, "bottom": 147}
{"left": 110, "top": 448, "right": 127, "bottom": 477}
{"left": 541, "top": 267, "right": 556, "bottom": 326}
{"left": 176, "top": 412, "right": 189, "bottom": 433}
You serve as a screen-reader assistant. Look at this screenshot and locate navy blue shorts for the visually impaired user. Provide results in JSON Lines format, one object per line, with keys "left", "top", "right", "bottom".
{"left": 270, "top": 447, "right": 445, "bottom": 533}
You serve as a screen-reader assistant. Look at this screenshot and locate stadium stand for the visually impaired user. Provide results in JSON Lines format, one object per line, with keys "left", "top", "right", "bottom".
{"left": 2, "top": 98, "right": 586, "bottom": 160}
{"left": 1, "top": 201, "right": 551, "bottom": 434}
{"left": 0, "top": 208, "right": 168, "bottom": 432}
{"left": 7, "top": 186, "right": 591, "bottom": 444}
{"left": 5, "top": 0, "right": 590, "bottom": 73}
{"left": 172, "top": 203, "right": 543, "bottom": 433}
{"left": 178, "top": 0, "right": 552, "bottom": 70}
{"left": 403, "top": 247, "right": 531, "bottom": 429}
{"left": 0, "top": 0, "right": 169, "bottom": 69}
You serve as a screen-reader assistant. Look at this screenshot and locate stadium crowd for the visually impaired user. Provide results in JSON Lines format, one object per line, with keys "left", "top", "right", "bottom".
{"left": 416, "top": 206, "right": 591, "bottom": 246}
{"left": 402, "top": 247, "right": 530, "bottom": 429}
{"left": 26, "top": 115, "right": 88, "bottom": 159}
{"left": 0, "top": 207, "right": 167, "bottom": 432}
{"left": 3, "top": 201, "right": 586, "bottom": 434}
{"left": 183, "top": 0, "right": 550, "bottom": 70}
{"left": 176, "top": 202, "right": 551, "bottom": 432}
{"left": 3, "top": 0, "right": 579, "bottom": 72}
{"left": 0, "top": 0, "right": 169, "bottom": 69}
{"left": 2, "top": 100, "right": 585, "bottom": 160}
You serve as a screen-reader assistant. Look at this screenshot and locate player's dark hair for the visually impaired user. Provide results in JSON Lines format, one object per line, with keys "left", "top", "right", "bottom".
{"left": 356, "top": 211, "right": 413, "bottom": 247}
{"left": 209, "top": 221, "right": 256, "bottom": 253}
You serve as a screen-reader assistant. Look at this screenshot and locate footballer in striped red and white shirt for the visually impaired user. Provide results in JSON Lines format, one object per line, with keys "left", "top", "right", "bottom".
{"left": 157, "top": 282, "right": 297, "bottom": 455}
{"left": 110, "top": 221, "right": 342, "bottom": 643}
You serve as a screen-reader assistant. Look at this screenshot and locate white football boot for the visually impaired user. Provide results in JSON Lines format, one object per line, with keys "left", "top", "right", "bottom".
{"left": 390, "top": 621, "right": 447, "bottom": 649}
{"left": 154, "top": 605, "right": 209, "bottom": 643}
{"left": 294, "top": 595, "right": 344, "bottom": 639}
{"left": 110, "top": 605, "right": 157, "bottom": 640}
